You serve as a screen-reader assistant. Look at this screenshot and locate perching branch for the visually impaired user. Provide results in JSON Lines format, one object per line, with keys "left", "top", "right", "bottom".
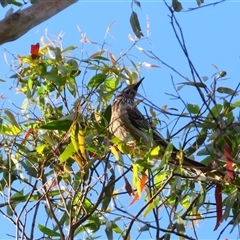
{"left": 0, "top": 0, "right": 77, "bottom": 45}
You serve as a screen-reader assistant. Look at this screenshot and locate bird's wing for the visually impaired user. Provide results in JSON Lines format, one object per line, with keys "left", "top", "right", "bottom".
{"left": 126, "top": 106, "right": 169, "bottom": 147}
{"left": 126, "top": 106, "right": 151, "bottom": 130}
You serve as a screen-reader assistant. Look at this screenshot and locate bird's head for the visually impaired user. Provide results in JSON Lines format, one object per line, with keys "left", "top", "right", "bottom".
{"left": 114, "top": 77, "right": 144, "bottom": 104}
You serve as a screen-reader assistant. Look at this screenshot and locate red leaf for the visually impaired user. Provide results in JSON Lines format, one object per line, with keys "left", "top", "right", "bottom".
{"left": 223, "top": 142, "right": 234, "bottom": 180}
{"left": 30, "top": 43, "right": 40, "bottom": 59}
{"left": 214, "top": 184, "right": 222, "bottom": 231}
{"left": 129, "top": 174, "right": 147, "bottom": 205}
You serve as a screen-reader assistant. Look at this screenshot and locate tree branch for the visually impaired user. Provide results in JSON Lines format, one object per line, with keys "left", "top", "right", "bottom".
{"left": 0, "top": 0, "right": 77, "bottom": 45}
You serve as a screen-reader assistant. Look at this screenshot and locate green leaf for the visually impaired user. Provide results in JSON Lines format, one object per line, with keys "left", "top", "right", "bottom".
{"left": 67, "top": 76, "right": 77, "bottom": 97}
{"left": 217, "top": 87, "right": 237, "bottom": 96}
{"left": 102, "top": 78, "right": 117, "bottom": 92}
{"left": 62, "top": 46, "right": 77, "bottom": 53}
{"left": 176, "top": 216, "right": 185, "bottom": 234}
{"left": 42, "top": 72, "right": 63, "bottom": 86}
{"left": 102, "top": 105, "right": 112, "bottom": 126}
{"left": 150, "top": 146, "right": 160, "bottom": 157}
{"left": 0, "top": 0, "right": 8, "bottom": 7}
{"left": 196, "top": 0, "right": 204, "bottom": 6}
{"left": 231, "top": 100, "right": 240, "bottom": 108}
{"left": 21, "top": 162, "right": 38, "bottom": 177}
{"left": 38, "top": 224, "right": 61, "bottom": 237}
{"left": 172, "top": 0, "right": 183, "bottom": 12}
{"left": 59, "top": 142, "right": 75, "bottom": 163}
{"left": 187, "top": 103, "right": 200, "bottom": 114}
{"left": 112, "top": 222, "right": 124, "bottom": 236}
{"left": 57, "top": 65, "right": 68, "bottom": 75}
{"left": 130, "top": 11, "right": 144, "bottom": 39}
{"left": 161, "top": 142, "right": 173, "bottom": 167}
{"left": 10, "top": 0, "right": 22, "bottom": 7}
{"left": 0, "top": 124, "right": 22, "bottom": 135}
{"left": 185, "top": 129, "right": 207, "bottom": 156}
{"left": 105, "top": 226, "right": 113, "bottom": 240}
{"left": 40, "top": 120, "right": 72, "bottom": 131}
{"left": 178, "top": 81, "right": 207, "bottom": 89}
{"left": 139, "top": 224, "right": 150, "bottom": 232}
{"left": 133, "top": 0, "right": 141, "bottom": 8}
{"left": 143, "top": 197, "right": 160, "bottom": 217}
{"left": 216, "top": 71, "right": 227, "bottom": 79}
{"left": 3, "top": 109, "right": 20, "bottom": 128}
{"left": 101, "top": 174, "right": 115, "bottom": 211}
{"left": 87, "top": 73, "right": 106, "bottom": 88}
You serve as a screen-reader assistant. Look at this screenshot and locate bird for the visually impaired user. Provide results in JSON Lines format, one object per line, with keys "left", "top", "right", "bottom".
{"left": 109, "top": 77, "right": 223, "bottom": 178}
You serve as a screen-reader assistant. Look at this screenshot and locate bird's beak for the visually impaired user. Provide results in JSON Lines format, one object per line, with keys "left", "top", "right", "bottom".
{"left": 133, "top": 77, "right": 145, "bottom": 89}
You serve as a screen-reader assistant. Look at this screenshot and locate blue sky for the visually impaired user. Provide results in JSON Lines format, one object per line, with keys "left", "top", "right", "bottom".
{"left": 0, "top": 0, "right": 239, "bottom": 239}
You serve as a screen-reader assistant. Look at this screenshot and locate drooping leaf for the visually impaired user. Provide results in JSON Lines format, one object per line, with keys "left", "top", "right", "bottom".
{"left": 133, "top": 0, "right": 141, "bottom": 8}
{"left": 105, "top": 225, "right": 113, "bottom": 240}
{"left": 130, "top": 11, "right": 144, "bottom": 39}
{"left": 59, "top": 142, "right": 75, "bottom": 163}
{"left": 0, "top": 0, "right": 8, "bottom": 7}
{"left": 101, "top": 174, "right": 115, "bottom": 211}
{"left": 62, "top": 45, "right": 77, "bottom": 53}
{"left": 196, "top": 0, "right": 204, "bottom": 7}
{"left": 213, "top": 184, "right": 222, "bottom": 231}
{"left": 4, "top": 109, "right": 19, "bottom": 128}
{"left": 124, "top": 176, "right": 134, "bottom": 196}
{"left": 178, "top": 81, "right": 207, "bottom": 89}
{"left": 217, "top": 87, "right": 237, "bottom": 96}
{"left": 38, "top": 224, "right": 61, "bottom": 237}
{"left": 130, "top": 173, "right": 147, "bottom": 205}
{"left": 143, "top": 197, "right": 160, "bottom": 217}
{"left": 172, "top": 0, "right": 183, "bottom": 12}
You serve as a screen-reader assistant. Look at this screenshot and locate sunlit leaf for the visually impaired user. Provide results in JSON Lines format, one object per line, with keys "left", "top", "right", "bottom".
{"left": 59, "top": 142, "right": 75, "bottom": 163}
{"left": 143, "top": 197, "right": 160, "bottom": 217}
{"left": 88, "top": 73, "right": 106, "bottom": 88}
{"left": 187, "top": 103, "right": 200, "bottom": 114}
{"left": 0, "top": 124, "right": 22, "bottom": 135}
